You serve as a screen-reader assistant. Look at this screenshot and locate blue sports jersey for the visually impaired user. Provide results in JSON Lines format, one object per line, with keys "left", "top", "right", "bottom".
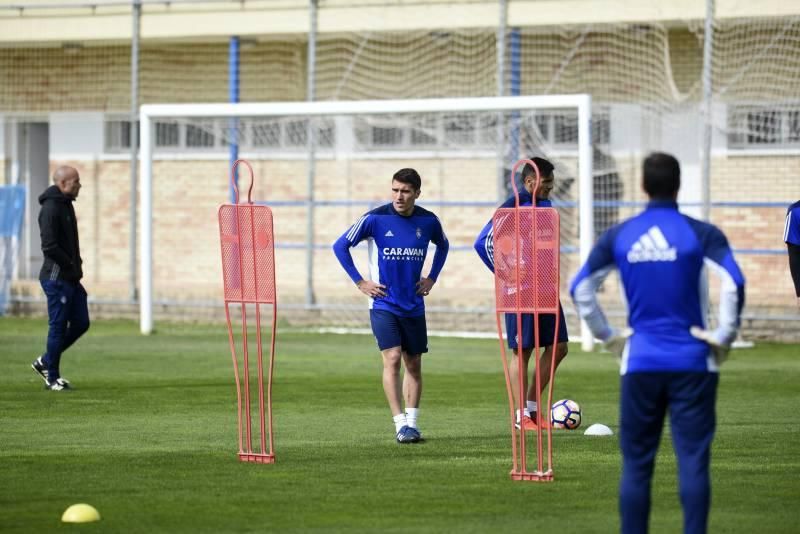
{"left": 570, "top": 200, "right": 745, "bottom": 374}
{"left": 473, "top": 191, "right": 550, "bottom": 272}
{"left": 332, "top": 203, "right": 449, "bottom": 317}
{"left": 784, "top": 200, "right": 800, "bottom": 246}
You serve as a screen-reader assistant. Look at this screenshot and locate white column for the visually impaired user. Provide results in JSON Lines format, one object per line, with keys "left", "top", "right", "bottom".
{"left": 577, "top": 94, "right": 594, "bottom": 352}
{"left": 139, "top": 110, "right": 153, "bottom": 335}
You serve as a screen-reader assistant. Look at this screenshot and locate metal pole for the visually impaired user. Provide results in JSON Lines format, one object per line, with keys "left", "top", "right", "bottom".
{"left": 140, "top": 111, "right": 152, "bottom": 335}
{"left": 129, "top": 0, "right": 141, "bottom": 302}
{"left": 508, "top": 28, "right": 521, "bottom": 169}
{"left": 305, "top": 0, "right": 317, "bottom": 306}
{"left": 496, "top": 0, "right": 507, "bottom": 201}
{"left": 577, "top": 95, "right": 594, "bottom": 352}
{"left": 701, "top": 0, "right": 714, "bottom": 222}
{"left": 229, "top": 36, "right": 240, "bottom": 203}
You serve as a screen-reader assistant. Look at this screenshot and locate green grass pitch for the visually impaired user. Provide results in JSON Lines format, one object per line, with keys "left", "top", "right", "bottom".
{"left": 1, "top": 317, "right": 798, "bottom": 533}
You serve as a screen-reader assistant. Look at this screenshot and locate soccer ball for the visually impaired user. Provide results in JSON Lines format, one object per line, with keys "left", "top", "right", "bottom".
{"left": 551, "top": 399, "right": 582, "bottom": 430}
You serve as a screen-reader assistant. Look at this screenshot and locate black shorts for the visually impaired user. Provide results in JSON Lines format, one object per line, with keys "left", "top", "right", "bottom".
{"left": 370, "top": 309, "right": 428, "bottom": 355}
{"left": 505, "top": 304, "right": 568, "bottom": 350}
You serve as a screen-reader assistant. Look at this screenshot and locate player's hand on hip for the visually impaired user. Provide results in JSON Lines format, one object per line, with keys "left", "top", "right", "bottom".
{"left": 416, "top": 277, "right": 435, "bottom": 296}
{"left": 356, "top": 280, "right": 387, "bottom": 299}
{"left": 690, "top": 326, "right": 730, "bottom": 365}
{"left": 602, "top": 327, "right": 633, "bottom": 358}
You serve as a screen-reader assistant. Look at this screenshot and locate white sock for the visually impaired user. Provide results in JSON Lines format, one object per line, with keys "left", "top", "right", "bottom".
{"left": 527, "top": 401, "right": 538, "bottom": 415}
{"left": 515, "top": 409, "right": 532, "bottom": 422}
{"left": 393, "top": 413, "right": 407, "bottom": 432}
{"left": 405, "top": 408, "right": 419, "bottom": 429}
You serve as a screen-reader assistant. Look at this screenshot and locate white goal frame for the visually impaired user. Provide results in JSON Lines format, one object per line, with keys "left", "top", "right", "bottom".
{"left": 138, "top": 95, "right": 594, "bottom": 349}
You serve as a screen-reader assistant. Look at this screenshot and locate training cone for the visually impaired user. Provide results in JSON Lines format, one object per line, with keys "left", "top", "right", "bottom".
{"left": 61, "top": 503, "right": 101, "bottom": 523}
{"left": 584, "top": 423, "right": 614, "bottom": 436}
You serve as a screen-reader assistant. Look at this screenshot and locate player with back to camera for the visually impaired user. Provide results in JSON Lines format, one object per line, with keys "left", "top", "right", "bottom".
{"left": 474, "top": 157, "right": 569, "bottom": 431}
{"left": 570, "top": 152, "right": 745, "bottom": 534}
{"left": 332, "top": 168, "right": 449, "bottom": 444}
{"left": 784, "top": 200, "right": 800, "bottom": 309}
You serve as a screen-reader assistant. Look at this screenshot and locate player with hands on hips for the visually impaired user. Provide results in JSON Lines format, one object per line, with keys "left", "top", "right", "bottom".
{"left": 570, "top": 152, "right": 745, "bottom": 534}
{"left": 333, "top": 168, "right": 449, "bottom": 444}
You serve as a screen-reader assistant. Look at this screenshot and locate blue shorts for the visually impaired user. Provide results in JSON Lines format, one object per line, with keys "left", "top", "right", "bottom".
{"left": 505, "top": 304, "right": 568, "bottom": 350}
{"left": 370, "top": 309, "right": 428, "bottom": 355}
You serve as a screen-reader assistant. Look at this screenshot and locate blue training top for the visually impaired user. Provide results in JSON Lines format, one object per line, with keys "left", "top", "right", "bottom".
{"left": 473, "top": 190, "right": 551, "bottom": 273}
{"left": 332, "top": 203, "right": 449, "bottom": 317}
{"left": 570, "top": 200, "right": 746, "bottom": 375}
{"left": 784, "top": 200, "right": 800, "bottom": 246}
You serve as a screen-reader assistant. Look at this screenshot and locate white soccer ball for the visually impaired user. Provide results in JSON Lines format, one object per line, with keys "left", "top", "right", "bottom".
{"left": 551, "top": 399, "right": 582, "bottom": 430}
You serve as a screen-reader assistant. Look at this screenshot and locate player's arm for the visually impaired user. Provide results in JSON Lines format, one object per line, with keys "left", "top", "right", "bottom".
{"left": 695, "top": 225, "right": 746, "bottom": 348}
{"left": 473, "top": 218, "right": 496, "bottom": 273}
{"left": 788, "top": 243, "right": 800, "bottom": 303}
{"left": 473, "top": 191, "right": 533, "bottom": 273}
{"left": 332, "top": 215, "right": 386, "bottom": 298}
{"left": 418, "top": 217, "right": 449, "bottom": 295}
{"left": 39, "top": 203, "right": 74, "bottom": 272}
{"left": 569, "top": 229, "right": 619, "bottom": 342}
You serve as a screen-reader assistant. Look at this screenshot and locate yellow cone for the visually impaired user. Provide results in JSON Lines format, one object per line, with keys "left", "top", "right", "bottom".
{"left": 61, "top": 503, "right": 101, "bottom": 523}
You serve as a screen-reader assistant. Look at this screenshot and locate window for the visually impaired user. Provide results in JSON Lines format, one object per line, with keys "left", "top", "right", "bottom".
{"left": 104, "top": 111, "right": 607, "bottom": 154}
{"left": 105, "top": 118, "right": 181, "bottom": 151}
{"left": 251, "top": 121, "right": 281, "bottom": 148}
{"left": 155, "top": 122, "right": 179, "bottom": 148}
{"left": 371, "top": 125, "right": 402, "bottom": 146}
{"left": 285, "top": 120, "right": 308, "bottom": 147}
{"left": 351, "top": 110, "right": 606, "bottom": 152}
{"left": 728, "top": 104, "right": 800, "bottom": 149}
{"left": 248, "top": 118, "right": 334, "bottom": 149}
{"left": 104, "top": 119, "right": 137, "bottom": 151}
{"left": 410, "top": 115, "right": 438, "bottom": 147}
{"left": 525, "top": 110, "right": 610, "bottom": 149}
{"left": 354, "top": 117, "right": 403, "bottom": 148}
{"left": 553, "top": 114, "right": 576, "bottom": 145}
{"left": 443, "top": 114, "right": 476, "bottom": 146}
{"left": 105, "top": 116, "right": 334, "bottom": 153}
{"left": 593, "top": 114, "right": 611, "bottom": 146}
{"left": 185, "top": 122, "right": 215, "bottom": 148}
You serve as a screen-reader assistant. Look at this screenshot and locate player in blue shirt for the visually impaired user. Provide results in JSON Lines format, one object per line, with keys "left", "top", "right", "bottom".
{"left": 332, "top": 168, "right": 449, "bottom": 444}
{"left": 570, "top": 152, "right": 745, "bottom": 534}
{"left": 784, "top": 200, "right": 800, "bottom": 309}
{"left": 474, "top": 158, "right": 569, "bottom": 431}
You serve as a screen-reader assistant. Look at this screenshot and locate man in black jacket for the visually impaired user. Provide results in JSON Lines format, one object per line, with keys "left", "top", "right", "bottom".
{"left": 31, "top": 166, "right": 90, "bottom": 391}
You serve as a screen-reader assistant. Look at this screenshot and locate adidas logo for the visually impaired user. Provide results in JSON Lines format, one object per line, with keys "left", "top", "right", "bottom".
{"left": 385, "top": 230, "right": 394, "bottom": 237}
{"left": 627, "top": 226, "right": 677, "bottom": 263}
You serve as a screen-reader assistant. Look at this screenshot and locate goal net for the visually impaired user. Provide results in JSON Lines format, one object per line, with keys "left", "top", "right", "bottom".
{"left": 2, "top": 5, "right": 797, "bottom": 340}
{"left": 137, "top": 96, "right": 593, "bottom": 341}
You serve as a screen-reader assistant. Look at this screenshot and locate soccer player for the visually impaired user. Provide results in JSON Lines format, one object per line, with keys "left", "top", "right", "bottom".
{"left": 31, "top": 166, "right": 91, "bottom": 391}
{"left": 570, "top": 152, "right": 745, "bottom": 534}
{"left": 784, "top": 200, "right": 800, "bottom": 309}
{"left": 474, "top": 157, "right": 569, "bottom": 430}
{"left": 332, "top": 168, "right": 449, "bottom": 444}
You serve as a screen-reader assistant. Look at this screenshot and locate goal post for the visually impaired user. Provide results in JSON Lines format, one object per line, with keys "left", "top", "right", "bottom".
{"left": 138, "top": 94, "right": 593, "bottom": 350}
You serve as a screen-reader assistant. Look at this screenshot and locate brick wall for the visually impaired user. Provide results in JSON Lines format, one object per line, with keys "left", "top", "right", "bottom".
{"left": 9, "top": 154, "right": 793, "bottom": 329}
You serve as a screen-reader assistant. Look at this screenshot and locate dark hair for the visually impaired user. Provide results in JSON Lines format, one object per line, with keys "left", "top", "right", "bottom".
{"left": 392, "top": 168, "right": 421, "bottom": 190}
{"left": 522, "top": 157, "right": 554, "bottom": 180}
{"left": 643, "top": 152, "right": 680, "bottom": 199}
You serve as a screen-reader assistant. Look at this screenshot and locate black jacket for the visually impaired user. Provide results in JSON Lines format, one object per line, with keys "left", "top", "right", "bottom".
{"left": 38, "top": 185, "right": 83, "bottom": 283}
